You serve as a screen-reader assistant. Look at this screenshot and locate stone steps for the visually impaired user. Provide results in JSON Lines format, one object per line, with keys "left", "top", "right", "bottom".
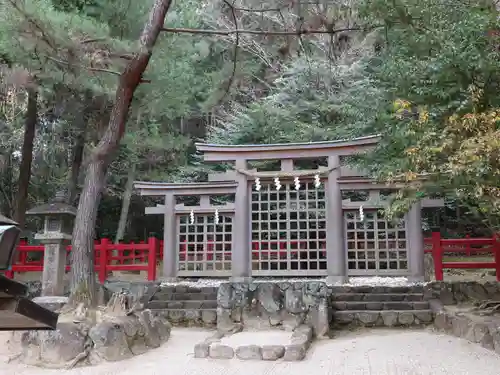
{"left": 329, "top": 285, "right": 425, "bottom": 294}
{"left": 333, "top": 309, "right": 434, "bottom": 327}
{"left": 331, "top": 293, "right": 424, "bottom": 302}
{"left": 332, "top": 300, "right": 429, "bottom": 311}
{"left": 152, "top": 292, "right": 218, "bottom": 301}
{"left": 151, "top": 308, "right": 218, "bottom": 326}
{"left": 330, "top": 285, "right": 433, "bottom": 327}
{"left": 145, "top": 284, "right": 219, "bottom": 327}
{"left": 147, "top": 300, "right": 218, "bottom": 309}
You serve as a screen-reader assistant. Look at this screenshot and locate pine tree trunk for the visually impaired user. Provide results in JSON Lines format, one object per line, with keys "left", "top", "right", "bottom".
{"left": 69, "top": 0, "right": 173, "bottom": 307}
{"left": 69, "top": 159, "right": 106, "bottom": 306}
{"left": 14, "top": 86, "right": 37, "bottom": 228}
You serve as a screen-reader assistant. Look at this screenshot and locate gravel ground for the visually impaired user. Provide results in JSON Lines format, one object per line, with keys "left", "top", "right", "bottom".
{"left": 159, "top": 276, "right": 423, "bottom": 288}
{"left": 2, "top": 328, "right": 500, "bottom": 375}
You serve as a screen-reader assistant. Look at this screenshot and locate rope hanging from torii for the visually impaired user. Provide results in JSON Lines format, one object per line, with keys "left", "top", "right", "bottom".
{"left": 241, "top": 165, "right": 366, "bottom": 222}
{"left": 235, "top": 166, "right": 338, "bottom": 192}
{"left": 187, "top": 166, "right": 339, "bottom": 226}
{"left": 189, "top": 208, "right": 221, "bottom": 225}
{"left": 235, "top": 166, "right": 338, "bottom": 179}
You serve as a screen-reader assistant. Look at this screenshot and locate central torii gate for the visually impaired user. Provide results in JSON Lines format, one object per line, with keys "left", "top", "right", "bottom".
{"left": 135, "top": 136, "right": 443, "bottom": 283}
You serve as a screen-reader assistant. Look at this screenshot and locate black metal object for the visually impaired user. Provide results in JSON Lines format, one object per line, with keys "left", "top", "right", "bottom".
{"left": 0, "top": 212, "right": 59, "bottom": 330}
{"left": 0, "top": 275, "right": 58, "bottom": 330}
{"left": 0, "top": 214, "right": 21, "bottom": 271}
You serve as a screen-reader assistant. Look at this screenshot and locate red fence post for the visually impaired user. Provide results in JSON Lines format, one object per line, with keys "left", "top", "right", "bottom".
{"left": 464, "top": 234, "right": 470, "bottom": 256}
{"left": 494, "top": 235, "right": 500, "bottom": 282}
{"left": 98, "top": 238, "right": 109, "bottom": 283}
{"left": 431, "top": 232, "right": 444, "bottom": 281}
{"left": 147, "top": 237, "right": 158, "bottom": 281}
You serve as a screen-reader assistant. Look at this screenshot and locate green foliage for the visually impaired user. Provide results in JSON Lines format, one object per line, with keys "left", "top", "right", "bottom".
{"left": 0, "top": 0, "right": 221, "bottom": 240}
{"left": 355, "top": 0, "right": 500, "bottom": 230}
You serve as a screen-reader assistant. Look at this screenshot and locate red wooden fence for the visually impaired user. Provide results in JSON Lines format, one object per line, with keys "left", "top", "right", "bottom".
{"left": 3, "top": 238, "right": 160, "bottom": 283}
{"left": 424, "top": 233, "right": 500, "bottom": 281}
{"left": 2, "top": 233, "right": 499, "bottom": 282}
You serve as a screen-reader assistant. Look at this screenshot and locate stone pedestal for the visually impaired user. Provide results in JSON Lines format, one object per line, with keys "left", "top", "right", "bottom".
{"left": 41, "top": 240, "right": 68, "bottom": 296}
{"left": 32, "top": 296, "right": 69, "bottom": 311}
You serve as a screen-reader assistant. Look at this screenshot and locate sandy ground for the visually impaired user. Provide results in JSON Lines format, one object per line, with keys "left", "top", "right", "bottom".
{"left": 1, "top": 328, "right": 500, "bottom": 375}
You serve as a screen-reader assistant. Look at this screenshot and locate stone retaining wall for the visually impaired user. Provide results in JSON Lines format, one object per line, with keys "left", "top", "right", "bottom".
{"left": 217, "top": 282, "right": 330, "bottom": 337}
{"left": 23, "top": 279, "right": 500, "bottom": 331}
{"left": 423, "top": 281, "right": 500, "bottom": 305}
{"left": 431, "top": 301, "right": 500, "bottom": 354}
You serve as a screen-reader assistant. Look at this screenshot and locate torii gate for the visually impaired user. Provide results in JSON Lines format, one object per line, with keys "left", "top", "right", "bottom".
{"left": 135, "top": 136, "right": 443, "bottom": 283}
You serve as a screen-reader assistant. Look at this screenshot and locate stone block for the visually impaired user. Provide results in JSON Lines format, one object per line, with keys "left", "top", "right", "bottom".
{"left": 184, "top": 301, "right": 203, "bottom": 309}
{"left": 356, "top": 311, "right": 380, "bottom": 325}
{"left": 209, "top": 344, "right": 234, "bottom": 359}
{"left": 32, "top": 296, "right": 68, "bottom": 312}
{"left": 235, "top": 345, "right": 262, "bottom": 360}
{"left": 397, "top": 311, "right": 415, "bottom": 325}
{"left": 283, "top": 344, "right": 307, "bottom": 361}
{"left": 405, "top": 293, "right": 424, "bottom": 301}
{"left": 365, "top": 302, "right": 384, "bottom": 310}
{"left": 194, "top": 343, "right": 209, "bottom": 358}
{"left": 344, "top": 302, "right": 366, "bottom": 310}
{"left": 380, "top": 311, "right": 399, "bottom": 327}
{"left": 350, "top": 286, "right": 374, "bottom": 294}
{"left": 383, "top": 302, "right": 414, "bottom": 310}
{"left": 332, "top": 293, "right": 364, "bottom": 301}
{"left": 261, "top": 345, "right": 285, "bottom": 360}
{"left": 166, "top": 301, "right": 184, "bottom": 309}
{"left": 333, "top": 311, "right": 355, "bottom": 324}
{"left": 411, "top": 301, "right": 430, "bottom": 310}
{"left": 201, "top": 300, "right": 218, "bottom": 309}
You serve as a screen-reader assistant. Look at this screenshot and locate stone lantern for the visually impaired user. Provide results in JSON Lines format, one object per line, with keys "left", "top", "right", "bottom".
{"left": 26, "top": 191, "right": 76, "bottom": 296}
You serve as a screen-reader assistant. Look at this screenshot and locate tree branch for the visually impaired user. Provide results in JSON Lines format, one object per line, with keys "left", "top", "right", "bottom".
{"left": 161, "top": 26, "right": 372, "bottom": 36}
{"left": 7, "top": 0, "right": 58, "bottom": 52}
{"left": 44, "top": 56, "right": 151, "bottom": 82}
{"left": 45, "top": 56, "right": 122, "bottom": 76}
{"left": 232, "top": 5, "right": 290, "bottom": 12}
{"left": 215, "top": 0, "right": 239, "bottom": 106}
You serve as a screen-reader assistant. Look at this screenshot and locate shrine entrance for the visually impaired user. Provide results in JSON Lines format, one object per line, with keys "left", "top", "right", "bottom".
{"left": 250, "top": 179, "right": 327, "bottom": 276}
{"left": 135, "top": 136, "right": 443, "bottom": 282}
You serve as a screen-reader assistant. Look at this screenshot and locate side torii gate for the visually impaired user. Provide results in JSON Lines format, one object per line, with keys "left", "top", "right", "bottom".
{"left": 135, "top": 136, "right": 443, "bottom": 283}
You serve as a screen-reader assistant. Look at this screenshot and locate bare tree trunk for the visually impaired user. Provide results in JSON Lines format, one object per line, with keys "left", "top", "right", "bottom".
{"left": 114, "top": 164, "right": 136, "bottom": 244}
{"left": 14, "top": 86, "right": 37, "bottom": 228}
{"left": 69, "top": 0, "right": 173, "bottom": 307}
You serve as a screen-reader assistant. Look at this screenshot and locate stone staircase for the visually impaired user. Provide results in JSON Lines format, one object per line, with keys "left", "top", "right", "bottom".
{"left": 145, "top": 284, "right": 219, "bottom": 327}
{"left": 330, "top": 285, "right": 434, "bottom": 327}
